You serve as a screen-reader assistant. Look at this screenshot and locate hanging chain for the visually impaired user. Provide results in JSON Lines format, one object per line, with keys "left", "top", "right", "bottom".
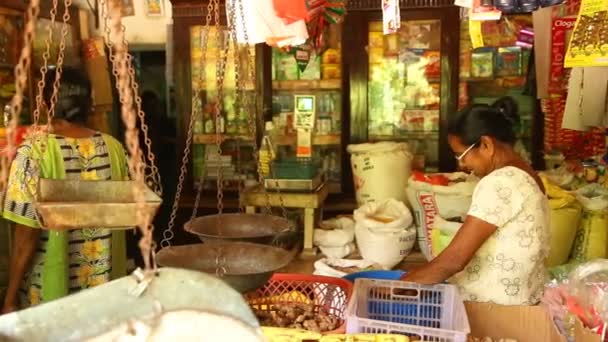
{"left": 101, "top": 0, "right": 161, "bottom": 264}
{"left": 99, "top": 0, "right": 161, "bottom": 196}
{"left": 229, "top": 4, "right": 244, "bottom": 213}
{"left": 212, "top": 0, "right": 228, "bottom": 277}
{"left": 46, "top": 0, "right": 73, "bottom": 125}
{"left": 190, "top": 0, "right": 218, "bottom": 219}
{"left": 31, "top": 0, "right": 58, "bottom": 127}
{"left": 228, "top": 0, "right": 270, "bottom": 215}
{"left": 104, "top": 0, "right": 154, "bottom": 272}
{"left": 161, "top": 0, "right": 215, "bottom": 249}
{"left": 6, "top": 0, "right": 70, "bottom": 218}
{"left": 233, "top": 0, "right": 289, "bottom": 220}
{"left": 214, "top": 16, "right": 228, "bottom": 216}
{"left": 1, "top": 0, "right": 41, "bottom": 201}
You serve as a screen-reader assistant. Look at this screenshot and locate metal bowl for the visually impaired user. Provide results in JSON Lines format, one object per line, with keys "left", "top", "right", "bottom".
{"left": 156, "top": 241, "right": 298, "bottom": 293}
{"left": 184, "top": 213, "right": 296, "bottom": 245}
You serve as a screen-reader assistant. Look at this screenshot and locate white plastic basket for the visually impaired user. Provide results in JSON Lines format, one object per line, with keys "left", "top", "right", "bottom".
{"left": 346, "top": 279, "right": 470, "bottom": 342}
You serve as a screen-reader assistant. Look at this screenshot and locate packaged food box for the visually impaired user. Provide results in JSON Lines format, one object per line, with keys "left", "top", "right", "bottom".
{"left": 322, "top": 64, "right": 341, "bottom": 80}
{"left": 495, "top": 46, "right": 522, "bottom": 77}
{"left": 276, "top": 53, "right": 299, "bottom": 81}
{"left": 424, "top": 50, "right": 441, "bottom": 79}
{"left": 471, "top": 49, "right": 494, "bottom": 78}
{"left": 322, "top": 48, "right": 341, "bottom": 64}
{"left": 299, "top": 54, "right": 321, "bottom": 80}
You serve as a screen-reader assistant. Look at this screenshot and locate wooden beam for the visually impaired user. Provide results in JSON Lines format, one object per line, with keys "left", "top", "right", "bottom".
{"left": 1, "top": 0, "right": 26, "bottom": 11}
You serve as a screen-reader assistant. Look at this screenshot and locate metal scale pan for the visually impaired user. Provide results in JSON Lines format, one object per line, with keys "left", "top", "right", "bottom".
{"left": 156, "top": 241, "right": 298, "bottom": 293}
{"left": 184, "top": 213, "right": 297, "bottom": 246}
{"left": 35, "top": 179, "right": 162, "bottom": 230}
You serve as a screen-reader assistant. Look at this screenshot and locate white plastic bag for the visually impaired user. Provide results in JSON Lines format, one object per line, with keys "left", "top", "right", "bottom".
{"left": 313, "top": 217, "right": 355, "bottom": 248}
{"left": 313, "top": 258, "right": 377, "bottom": 278}
{"left": 353, "top": 199, "right": 416, "bottom": 269}
{"left": 406, "top": 172, "right": 478, "bottom": 260}
{"left": 318, "top": 243, "right": 356, "bottom": 259}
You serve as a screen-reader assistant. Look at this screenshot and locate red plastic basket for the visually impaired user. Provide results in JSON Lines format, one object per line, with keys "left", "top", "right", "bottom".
{"left": 244, "top": 273, "right": 353, "bottom": 334}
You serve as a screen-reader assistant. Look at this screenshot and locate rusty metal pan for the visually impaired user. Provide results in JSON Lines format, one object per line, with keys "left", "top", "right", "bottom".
{"left": 185, "top": 213, "right": 296, "bottom": 245}
{"left": 156, "top": 241, "right": 298, "bottom": 293}
{"left": 35, "top": 179, "right": 162, "bottom": 230}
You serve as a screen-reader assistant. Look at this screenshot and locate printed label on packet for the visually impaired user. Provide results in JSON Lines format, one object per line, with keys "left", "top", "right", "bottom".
{"left": 382, "top": 0, "right": 400, "bottom": 35}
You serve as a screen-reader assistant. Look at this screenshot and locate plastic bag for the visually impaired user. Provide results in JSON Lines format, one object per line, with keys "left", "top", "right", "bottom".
{"left": 429, "top": 216, "right": 462, "bottom": 258}
{"left": 313, "top": 258, "right": 378, "bottom": 278}
{"left": 567, "top": 259, "right": 608, "bottom": 332}
{"left": 314, "top": 217, "right": 355, "bottom": 248}
{"left": 406, "top": 172, "right": 478, "bottom": 260}
{"left": 539, "top": 167, "right": 577, "bottom": 190}
{"left": 570, "top": 184, "right": 608, "bottom": 262}
{"left": 353, "top": 199, "right": 416, "bottom": 269}
{"left": 318, "top": 243, "right": 356, "bottom": 260}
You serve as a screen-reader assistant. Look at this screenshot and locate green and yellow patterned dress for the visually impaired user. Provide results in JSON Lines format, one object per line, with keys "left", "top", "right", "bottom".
{"left": 3, "top": 132, "right": 129, "bottom": 308}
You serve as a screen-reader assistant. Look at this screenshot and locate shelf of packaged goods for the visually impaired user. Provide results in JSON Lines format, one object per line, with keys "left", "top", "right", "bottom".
{"left": 193, "top": 134, "right": 254, "bottom": 144}
{"left": 369, "top": 131, "right": 439, "bottom": 140}
{"left": 272, "top": 79, "right": 341, "bottom": 91}
{"left": 274, "top": 134, "right": 341, "bottom": 146}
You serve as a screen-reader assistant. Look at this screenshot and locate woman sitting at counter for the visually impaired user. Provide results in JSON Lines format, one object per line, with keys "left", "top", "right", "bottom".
{"left": 401, "top": 96, "right": 550, "bottom": 305}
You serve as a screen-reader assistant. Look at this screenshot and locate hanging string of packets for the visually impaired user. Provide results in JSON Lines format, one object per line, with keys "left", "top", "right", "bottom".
{"left": 273, "top": 0, "right": 345, "bottom": 73}
{"left": 305, "top": 0, "right": 346, "bottom": 50}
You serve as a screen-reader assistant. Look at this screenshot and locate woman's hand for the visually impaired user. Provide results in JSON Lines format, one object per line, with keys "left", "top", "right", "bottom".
{"left": 399, "top": 266, "right": 442, "bottom": 284}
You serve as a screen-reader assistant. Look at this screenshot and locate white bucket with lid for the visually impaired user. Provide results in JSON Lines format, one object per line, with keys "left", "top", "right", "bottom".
{"left": 347, "top": 142, "right": 413, "bottom": 206}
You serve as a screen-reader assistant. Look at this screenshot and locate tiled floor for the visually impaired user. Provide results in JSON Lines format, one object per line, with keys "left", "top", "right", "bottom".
{"left": 280, "top": 251, "right": 428, "bottom": 274}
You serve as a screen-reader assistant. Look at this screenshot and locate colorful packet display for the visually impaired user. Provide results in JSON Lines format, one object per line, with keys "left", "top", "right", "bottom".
{"left": 564, "top": 0, "right": 608, "bottom": 67}
{"left": 471, "top": 48, "right": 495, "bottom": 78}
{"left": 495, "top": 46, "right": 522, "bottom": 77}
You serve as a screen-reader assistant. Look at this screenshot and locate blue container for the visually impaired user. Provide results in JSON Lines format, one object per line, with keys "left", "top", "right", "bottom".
{"left": 342, "top": 270, "right": 405, "bottom": 283}
{"left": 344, "top": 271, "right": 442, "bottom": 328}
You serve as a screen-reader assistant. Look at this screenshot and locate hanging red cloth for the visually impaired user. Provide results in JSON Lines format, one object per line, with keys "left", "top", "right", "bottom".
{"left": 273, "top": 0, "right": 309, "bottom": 24}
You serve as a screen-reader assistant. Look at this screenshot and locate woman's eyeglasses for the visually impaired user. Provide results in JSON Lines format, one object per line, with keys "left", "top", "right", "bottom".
{"left": 455, "top": 142, "right": 477, "bottom": 161}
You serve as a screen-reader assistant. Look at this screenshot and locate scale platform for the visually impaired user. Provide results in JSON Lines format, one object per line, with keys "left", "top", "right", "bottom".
{"left": 264, "top": 173, "right": 324, "bottom": 192}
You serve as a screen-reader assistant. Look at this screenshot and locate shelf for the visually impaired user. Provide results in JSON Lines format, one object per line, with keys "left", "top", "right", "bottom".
{"left": 193, "top": 134, "right": 254, "bottom": 144}
{"left": 275, "top": 134, "right": 341, "bottom": 146}
{"left": 272, "top": 79, "right": 341, "bottom": 91}
{"left": 370, "top": 131, "right": 439, "bottom": 140}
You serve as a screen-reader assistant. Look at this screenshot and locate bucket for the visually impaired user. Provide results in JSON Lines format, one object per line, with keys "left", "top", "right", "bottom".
{"left": 347, "top": 142, "right": 413, "bottom": 206}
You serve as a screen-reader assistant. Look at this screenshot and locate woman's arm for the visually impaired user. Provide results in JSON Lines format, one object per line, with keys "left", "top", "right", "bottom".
{"left": 2, "top": 224, "right": 40, "bottom": 314}
{"left": 400, "top": 215, "right": 496, "bottom": 284}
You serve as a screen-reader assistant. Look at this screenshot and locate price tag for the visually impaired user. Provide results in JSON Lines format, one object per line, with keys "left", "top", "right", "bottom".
{"left": 296, "top": 129, "right": 312, "bottom": 158}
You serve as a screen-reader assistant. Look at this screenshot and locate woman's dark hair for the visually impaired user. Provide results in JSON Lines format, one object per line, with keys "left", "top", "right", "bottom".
{"left": 42, "top": 66, "right": 92, "bottom": 124}
{"left": 447, "top": 96, "right": 520, "bottom": 146}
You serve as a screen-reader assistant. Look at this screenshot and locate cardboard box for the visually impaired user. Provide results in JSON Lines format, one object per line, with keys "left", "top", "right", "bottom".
{"left": 465, "top": 302, "right": 601, "bottom": 342}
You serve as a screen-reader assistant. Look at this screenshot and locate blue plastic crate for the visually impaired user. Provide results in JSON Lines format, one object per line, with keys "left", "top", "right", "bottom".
{"left": 342, "top": 270, "right": 405, "bottom": 282}
{"left": 346, "top": 279, "right": 469, "bottom": 342}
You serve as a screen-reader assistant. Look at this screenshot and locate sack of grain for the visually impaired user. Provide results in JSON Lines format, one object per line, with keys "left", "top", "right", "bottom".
{"left": 406, "top": 172, "right": 478, "bottom": 260}
{"left": 354, "top": 199, "right": 416, "bottom": 269}
{"left": 541, "top": 176, "right": 582, "bottom": 267}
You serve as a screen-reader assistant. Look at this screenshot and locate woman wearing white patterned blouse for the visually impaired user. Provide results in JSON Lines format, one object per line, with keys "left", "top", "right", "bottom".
{"left": 401, "top": 97, "right": 550, "bottom": 305}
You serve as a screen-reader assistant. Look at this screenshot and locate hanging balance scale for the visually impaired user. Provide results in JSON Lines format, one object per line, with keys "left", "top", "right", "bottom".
{"left": 0, "top": 0, "right": 265, "bottom": 340}
{"left": 155, "top": 0, "right": 298, "bottom": 293}
{"left": 15, "top": 1, "right": 163, "bottom": 231}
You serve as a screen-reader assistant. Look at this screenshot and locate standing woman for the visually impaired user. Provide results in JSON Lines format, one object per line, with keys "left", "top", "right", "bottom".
{"left": 2, "top": 67, "right": 129, "bottom": 313}
{"left": 401, "top": 97, "right": 550, "bottom": 305}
